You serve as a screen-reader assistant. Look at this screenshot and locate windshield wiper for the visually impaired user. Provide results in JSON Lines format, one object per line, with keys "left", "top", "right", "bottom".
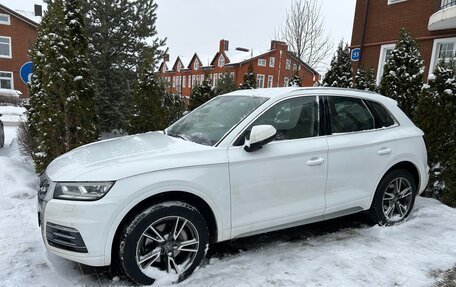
{"left": 167, "top": 132, "right": 188, "bottom": 141}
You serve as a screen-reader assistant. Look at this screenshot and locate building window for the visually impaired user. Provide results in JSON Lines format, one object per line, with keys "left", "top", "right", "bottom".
{"left": 269, "top": 57, "right": 275, "bottom": 67}
{"left": 284, "top": 77, "right": 289, "bottom": 87}
{"left": 0, "top": 71, "right": 13, "bottom": 89}
{"left": 267, "top": 75, "right": 273, "bottom": 88}
{"left": 0, "top": 36, "right": 11, "bottom": 58}
{"left": 258, "top": 59, "right": 266, "bottom": 66}
{"left": 183, "top": 76, "right": 186, "bottom": 88}
{"left": 194, "top": 59, "right": 199, "bottom": 70}
{"left": 257, "top": 74, "right": 265, "bottom": 88}
{"left": 213, "top": 73, "right": 218, "bottom": 86}
{"left": 218, "top": 55, "right": 225, "bottom": 67}
{"left": 230, "top": 72, "right": 235, "bottom": 80}
{"left": 286, "top": 59, "right": 291, "bottom": 70}
{"left": 376, "top": 43, "right": 396, "bottom": 84}
{"left": 0, "top": 14, "right": 10, "bottom": 25}
{"left": 429, "top": 37, "right": 456, "bottom": 76}
{"left": 293, "top": 63, "right": 298, "bottom": 71}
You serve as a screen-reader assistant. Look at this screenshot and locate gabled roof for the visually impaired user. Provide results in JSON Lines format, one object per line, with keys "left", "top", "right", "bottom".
{"left": 172, "top": 56, "right": 189, "bottom": 71}
{"left": 0, "top": 4, "right": 39, "bottom": 28}
{"left": 188, "top": 53, "right": 213, "bottom": 69}
{"left": 158, "top": 62, "right": 168, "bottom": 73}
{"left": 286, "top": 51, "right": 319, "bottom": 76}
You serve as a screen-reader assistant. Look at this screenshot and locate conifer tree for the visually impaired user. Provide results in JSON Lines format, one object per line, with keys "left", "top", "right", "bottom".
{"left": 289, "top": 73, "right": 302, "bottom": 87}
{"left": 64, "top": 0, "right": 98, "bottom": 149}
{"left": 162, "top": 92, "right": 185, "bottom": 126}
{"left": 415, "top": 59, "right": 456, "bottom": 205}
{"left": 214, "top": 72, "right": 237, "bottom": 95}
{"left": 379, "top": 28, "right": 424, "bottom": 118}
{"left": 27, "top": 0, "right": 98, "bottom": 172}
{"left": 84, "top": 0, "right": 165, "bottom": 133}
{"left": 188, "top": 75, "right": 215, "bottom": 111}
{"left": 127, "top": 49, "right": 166, "bottom": 134}
{"left": 323, "top": 41, "right": 353, "bottom": 88}
{"left": 353, "top": 66, "right": 378, "bottom": 92}
{"left": 239, "top": 64, "right": 256, "bottom": 89}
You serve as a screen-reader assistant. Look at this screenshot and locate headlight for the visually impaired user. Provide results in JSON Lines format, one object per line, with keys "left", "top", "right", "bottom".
{"left": 53, "top": 182, "right": 115, "bottom": 201}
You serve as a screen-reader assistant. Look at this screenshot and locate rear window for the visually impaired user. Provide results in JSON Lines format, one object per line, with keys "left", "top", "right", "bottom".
{"left": 328, "top": 96, "right": 375, "bottom": 133}
{"left": 366, "top": 100, "right": 396, "bottom": 128}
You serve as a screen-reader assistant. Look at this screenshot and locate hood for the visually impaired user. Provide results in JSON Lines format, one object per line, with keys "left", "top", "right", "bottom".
{"left": 46, "top": 132, "right": 226, "bottom": 181}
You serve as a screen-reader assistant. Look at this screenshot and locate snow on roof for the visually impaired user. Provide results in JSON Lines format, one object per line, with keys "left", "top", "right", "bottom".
{"left": 196, "top": 53, "right": 213, "bottom": 67}
{"left": 0, "top": 89, "right": 22, "bottom": 97}
{"left": 0, "top": 4, "right": 40, "bottom": 27}
{"left": 224, "top": 49, "right": 265, "bottom": 65}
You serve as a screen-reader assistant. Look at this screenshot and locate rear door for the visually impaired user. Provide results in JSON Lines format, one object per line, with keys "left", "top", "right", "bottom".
{"left": 324, "top": 95, "right": 397, "bottom": 216}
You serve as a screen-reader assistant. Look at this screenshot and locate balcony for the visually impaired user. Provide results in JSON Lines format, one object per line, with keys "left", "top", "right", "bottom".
{"left": 428, "top": 0, "right": 456, "bottom": 31}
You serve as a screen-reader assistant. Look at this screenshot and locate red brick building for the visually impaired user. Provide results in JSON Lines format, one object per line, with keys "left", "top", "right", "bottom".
{"left": 159, "top": 39, "right": 320, "bottom": 98}
{"left": 0, "top": 4, "right": 38, "bottom": 98}
{"left": 350, "top": 0, "right": 456, "bottom": 84}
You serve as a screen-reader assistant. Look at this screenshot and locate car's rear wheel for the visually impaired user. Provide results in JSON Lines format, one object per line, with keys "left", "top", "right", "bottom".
{"left": 369, "top": 169, "right": 417, "bottom": 225}
{"left": 119, "top": 201, "right": 209, "bottom": 285}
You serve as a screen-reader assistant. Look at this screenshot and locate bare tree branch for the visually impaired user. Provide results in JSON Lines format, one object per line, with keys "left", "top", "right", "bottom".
{"left": 275, "top": 0, "right": 333, "bottom": 72}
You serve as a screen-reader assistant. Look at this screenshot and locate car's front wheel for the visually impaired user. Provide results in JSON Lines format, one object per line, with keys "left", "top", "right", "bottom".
{"left": 369, "top": 169, "right": 417, "bottom": 225}
{"left": 119, "top": 201, "right": 209, "bottom": 285}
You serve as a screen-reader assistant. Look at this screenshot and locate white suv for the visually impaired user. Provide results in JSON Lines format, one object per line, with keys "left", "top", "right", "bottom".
{"left": 38, "top": 87, "right": 429, "bottom": 285}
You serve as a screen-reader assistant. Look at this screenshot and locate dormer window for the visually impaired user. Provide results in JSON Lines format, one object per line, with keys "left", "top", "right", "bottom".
{"left": 218, "top": 55, "right": 225, "bottom": 67}
{"left": 177, "top": 61, "right": 183, "bottom": 71}
{"left": 194, "top": 59, "right": 200, "bottom": 70}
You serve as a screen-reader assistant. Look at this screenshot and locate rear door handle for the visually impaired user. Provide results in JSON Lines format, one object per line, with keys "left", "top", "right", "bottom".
{"left": 306, "top": 157, "right": 325, "bottom": 166}
{"left": 377, "top": 148, "right": 392, "bottom": 155}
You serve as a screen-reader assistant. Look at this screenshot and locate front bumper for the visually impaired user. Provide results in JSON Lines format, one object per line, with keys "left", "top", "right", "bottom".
{"left": 38, "top": 179, "right": 126, "bottom": 266}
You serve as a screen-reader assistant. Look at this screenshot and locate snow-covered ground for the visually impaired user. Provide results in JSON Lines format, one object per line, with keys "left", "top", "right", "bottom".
{"left": 0, "top": 106, "right": 26, "bottom": 124}
{"left": 1, "top": 113, "right": 456, "bottom": 286}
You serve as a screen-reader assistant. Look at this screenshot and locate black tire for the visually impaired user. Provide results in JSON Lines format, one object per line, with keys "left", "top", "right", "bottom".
{"left": 119, "top": 201, "right": 209, "bottom": 285}
{"left": 369, "top": 169, "right": 417, "bottom": 225}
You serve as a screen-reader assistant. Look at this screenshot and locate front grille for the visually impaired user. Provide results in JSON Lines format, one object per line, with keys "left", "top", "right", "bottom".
{"left": 46, "top": 222, "right": 88, "bottom": 253}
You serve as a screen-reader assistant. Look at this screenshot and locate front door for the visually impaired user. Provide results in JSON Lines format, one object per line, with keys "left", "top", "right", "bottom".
{"left": 228, "top": 96, "right": 328, "bottom": 238}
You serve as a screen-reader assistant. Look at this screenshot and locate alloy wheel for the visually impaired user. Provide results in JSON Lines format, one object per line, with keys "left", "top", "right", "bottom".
{"left": 382, "top": 177, "right": 414, "bottom": 221}
{"left": 135, "top": 216, "right": 200, "bottom": 275}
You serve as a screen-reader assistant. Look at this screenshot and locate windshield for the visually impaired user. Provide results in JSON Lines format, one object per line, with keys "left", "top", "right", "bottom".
{"left": 166, "top": 96, "right": 268, "bottom": 146}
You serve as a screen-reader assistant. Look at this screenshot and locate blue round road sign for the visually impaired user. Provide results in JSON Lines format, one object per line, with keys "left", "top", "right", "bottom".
{"left": 351, "top": 48, "right": 361, "bottom": 62}
{"left": 20, "top": 61, "right": 33, "bottom": 84}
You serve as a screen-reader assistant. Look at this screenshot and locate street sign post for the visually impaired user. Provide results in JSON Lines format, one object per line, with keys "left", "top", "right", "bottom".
{"left": 20, "top": 61, "right": 33, "bottom": 84}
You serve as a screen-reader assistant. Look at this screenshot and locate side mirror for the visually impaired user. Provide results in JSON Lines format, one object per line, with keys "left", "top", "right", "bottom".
{"left": 244, "top": 125, "right": 277, "bottom": 152}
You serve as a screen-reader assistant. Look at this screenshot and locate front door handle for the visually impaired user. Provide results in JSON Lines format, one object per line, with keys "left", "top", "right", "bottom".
{"left": 377, "top": 147, "right": 392, "bottom": 155}
{"left": 306, "top": 157, "right": 325, "bottom": 166}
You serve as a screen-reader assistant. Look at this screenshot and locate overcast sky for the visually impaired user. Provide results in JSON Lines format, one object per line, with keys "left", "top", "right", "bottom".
{"left": 3, "top": 0, "right": 356, "bottom": 72}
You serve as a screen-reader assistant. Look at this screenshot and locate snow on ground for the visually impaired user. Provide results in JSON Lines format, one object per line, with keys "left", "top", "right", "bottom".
{"left": 1, "top": 117, "right": 456, "bottom": 286}
{"left": 0, "top": 106, "right": 26, "bottom": 124}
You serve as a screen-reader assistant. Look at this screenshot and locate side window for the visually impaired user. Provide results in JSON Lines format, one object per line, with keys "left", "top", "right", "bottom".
{"left": 328, "top": 96, "right": 375, "bottom": 134}
{"left": 238, "top": 96, "right": 319, "bottom": 144}
{"left": 366, "top": 100, "right": 396, "bottom": 128}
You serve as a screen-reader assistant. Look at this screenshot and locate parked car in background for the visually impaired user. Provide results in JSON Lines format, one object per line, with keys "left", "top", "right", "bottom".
{"left": 37, "top": 87, "right": 429, "bottom": 285}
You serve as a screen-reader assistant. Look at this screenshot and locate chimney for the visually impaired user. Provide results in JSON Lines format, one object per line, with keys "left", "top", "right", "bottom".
{"left": 34, "top": 4, "right": 42, "bottom": 17}
{"left": 271, "top": 40, "right": 287, "bottom": 50}
{"left": 219, "top": 39, "right": 229, "bottom": 52}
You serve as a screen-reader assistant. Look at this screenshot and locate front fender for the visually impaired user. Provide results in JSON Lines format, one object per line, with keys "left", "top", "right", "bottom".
{"left": 102, "top": 164, "right": 231, "bottom": 265}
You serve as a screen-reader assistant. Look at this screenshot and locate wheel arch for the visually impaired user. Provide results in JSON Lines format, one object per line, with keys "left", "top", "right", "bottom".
{"left": 108, "top": 190, "right": 220, "bottom": 268}
{"left": 369, "top": 160, "right": 421, "bottom": 209}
